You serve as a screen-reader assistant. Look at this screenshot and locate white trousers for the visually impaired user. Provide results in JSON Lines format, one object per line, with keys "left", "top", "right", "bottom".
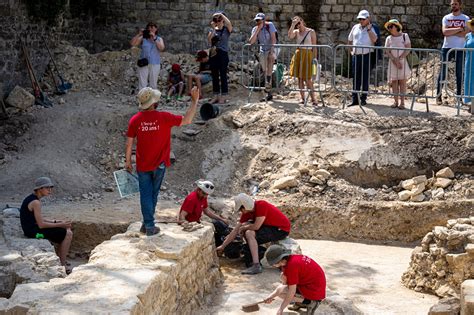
{"left": 138, "top": 64, "right": 161, "bottom": 90}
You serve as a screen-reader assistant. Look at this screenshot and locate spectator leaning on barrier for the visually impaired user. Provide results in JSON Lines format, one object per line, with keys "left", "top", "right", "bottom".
{"left": 436, "top": 0, "right": 470, "bottom": 105}
{"left": 288, "top": 16, "right": 318, "bottom": 106}
{"left": 464, "top": 18, "right": 474, "bottom": 113}
{"left": 262, "top": 245, "right": 326, "bottom": 315}
{"left": 125, "top": 87, "right": 199, "bottom": 236}
{"left": 249, "top": 12, "right": 278, "bottom": 102}
{"left": 216, "top": 193, "right": 291, "bottom": 275}
{"left": 384, "top": 19, "right": 411, "bottom": 110}
{"left": 348, "top": 10, "right": 378, "bottom": 107}
{"left": 130, "top": 22, "right": 165, "bottom": 91}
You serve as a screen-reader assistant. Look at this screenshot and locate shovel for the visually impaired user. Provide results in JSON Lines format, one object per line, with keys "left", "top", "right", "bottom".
{"left": 241, "top": 300, "right": 266, "bottom": 312}
{"left": 41, "top": 35, "right": 72, "bottom": 92}
{"left": 20, "top": 38, "right": 53, "bottom": 108}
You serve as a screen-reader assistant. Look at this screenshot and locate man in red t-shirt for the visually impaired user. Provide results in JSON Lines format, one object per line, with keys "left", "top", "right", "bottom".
{"left": 216, "top": 193, "right": 291, "bottom": 275}
{"left": 263, "top": 245, "right": 326, "bottom": 315}
{"left": 125, "top": 86, "right": 199, "bottom": 236}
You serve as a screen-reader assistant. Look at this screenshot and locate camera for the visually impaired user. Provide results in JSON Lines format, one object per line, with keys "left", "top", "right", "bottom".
{"left": 212, "top": 16, "right": 222, "bottom": 23}
{"left": 142, "top": 29, "right": 151, "bottom": 39}
{"left": 295, "top": 22, "right": 301, "bottom": 28}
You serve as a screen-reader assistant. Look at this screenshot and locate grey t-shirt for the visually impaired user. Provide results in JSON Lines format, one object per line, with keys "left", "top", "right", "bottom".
{"left": 251, "top": 22, "right": 277, "bottom": 53}
{"left": 212, "top": 26, "right": 231, "bottom": 52}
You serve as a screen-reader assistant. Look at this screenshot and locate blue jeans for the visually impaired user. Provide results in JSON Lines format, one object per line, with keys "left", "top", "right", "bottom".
{"left": 352, "top": 53, "right": 371, "bottom": 104}
{"left": 437, "top": 48, "right": 464, "bottom": 97}
{"left": 137, "top": 163, "right": 166, "bottom": 230}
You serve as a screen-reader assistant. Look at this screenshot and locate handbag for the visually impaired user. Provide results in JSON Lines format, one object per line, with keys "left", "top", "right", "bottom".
{"left": 137, "top": 58, "right": 149, "bottom": 67}
{"left": 402, "top": 34, "right": 420, "bottom": 69}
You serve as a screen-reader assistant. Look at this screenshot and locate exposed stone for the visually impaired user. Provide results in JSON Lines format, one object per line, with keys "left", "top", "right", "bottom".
{"left": 5, "top": 86, "right": 35, "bottom": 110}
{"left": 402, "top": 175, "right": 427, "bottom": 190}
{"left": 410, "top": 183, "right": 426, "bottom": 196}
{"left": 461, "top": 280, "right": 474, "bottom": 315}
{"left": 0, "top": 222, "right": 221, "bottom": 314}
{"left": 309, "top": 176, "right": 325, "bottom": 185}
{"left": 436, "top": 167, "right": 455, "bottom": 179}
{"left": 259, "top": 179, "right": 270, "bottom": 189}
{"left": 313, "top": 169, "right": 331, "bottom": 180}
{"left": 428, "top": 297, "right": 460, "bottom": 315}
{"left": 432, "top": 188, "right": 445, "bottom": 200}
{"left": 434, "top": 178, "right": 453, "bottom": 189}
{"left": 2, "top": 208, "right": 19, "bottom": 218}
{"left": 398, "top": 190, "right": 411, "bottom": 201}
{"left": 271, "top": 176, "right": 298, "bottom": 190}
{"left": 410, "top": 193, "right": 425, "bottom": 202}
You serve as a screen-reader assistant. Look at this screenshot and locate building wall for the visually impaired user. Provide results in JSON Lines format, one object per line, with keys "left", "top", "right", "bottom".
{"left": 1, "top": 0, "right": 472, "bottom": 95}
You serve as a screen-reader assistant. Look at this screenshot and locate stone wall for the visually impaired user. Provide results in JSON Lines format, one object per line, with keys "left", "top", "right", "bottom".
{"left": 1, "top": 0, "right": 474, "bottom": 96}
{"left": 0, "top": 222, "right": 221, "bottom": 314}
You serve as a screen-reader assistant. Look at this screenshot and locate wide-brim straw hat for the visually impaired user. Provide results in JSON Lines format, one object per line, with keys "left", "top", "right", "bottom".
{"left": 384, "top": 19, "right": 403, "bottom": 31}
{"left": 467, "top": 19, "right": 474, "bottom": 27}
{"left": 137, "top": 87, "right": 161, "bottom": 110}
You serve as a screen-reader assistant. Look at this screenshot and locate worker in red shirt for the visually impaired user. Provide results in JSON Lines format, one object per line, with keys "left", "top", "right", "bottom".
{"left": 216, "top": 193, "right": 291, "bottom": 275}
{"left": 178, "top": 180, "right": 228, "bottom": 224}
{"left": 263, "top": 244, "right": 326, "bottom": 315}
{"left": 125, "top": 86, "right": 199, "bottom": 236}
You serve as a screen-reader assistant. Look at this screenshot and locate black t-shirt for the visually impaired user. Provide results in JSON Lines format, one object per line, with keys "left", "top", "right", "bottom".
{"left": 199, "top": 61, "right": 211, "bottom": 73}
{"left": 20, "top": 193, "right": 39, "bottom": 234}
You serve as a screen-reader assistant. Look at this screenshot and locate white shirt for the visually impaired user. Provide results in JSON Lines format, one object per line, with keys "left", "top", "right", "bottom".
{"left": 348, "top": 24, "right": 377, "bottom": 55}
{"left": 442, "top": 13, "right": 470, "bottom": 48}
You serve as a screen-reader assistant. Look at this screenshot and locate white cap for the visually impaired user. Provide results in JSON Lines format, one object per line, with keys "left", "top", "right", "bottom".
{"left": 357, "top": 10, "right": 370, "bottom": 20}
{"left": 197, "top": 180, "right": 215, "bottom": 195}
{"left": 254, "top": 13, "right": 265, "bottom": 21}
{"left": 234, "top": 193, "right": 255, "bottom": 212}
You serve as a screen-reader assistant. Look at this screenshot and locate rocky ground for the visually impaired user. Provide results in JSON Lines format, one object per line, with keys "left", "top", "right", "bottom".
{"left": 0, "top": 42, "right": 473, "bottom": 313}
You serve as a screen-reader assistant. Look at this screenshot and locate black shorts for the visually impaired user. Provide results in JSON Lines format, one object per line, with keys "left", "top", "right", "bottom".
{"left": 25, "top": 227, "right": 67, "bottom": 244}
{"left": 255, "top": 225, "right": 289, "bottom": 244}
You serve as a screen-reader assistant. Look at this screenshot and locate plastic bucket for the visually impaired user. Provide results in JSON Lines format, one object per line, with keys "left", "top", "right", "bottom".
{"left": 200, "top": 102, "right": 220, "bottom": 121}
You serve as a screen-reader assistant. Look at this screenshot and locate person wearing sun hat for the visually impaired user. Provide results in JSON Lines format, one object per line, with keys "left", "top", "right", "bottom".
{"left": 216, "top": 193, "right": 291, "bottom": 275}
{"left": 464, "top": 18, "right": 474, "bottom": 113}
{"left": 125, "top": 86, "right": 200, "bottom": 236}
{"left": 20, "top": 177, "right": 74, "bottom": 274}
{"left": 384, "top": 18, "right": 411, "bottom": 110}
{"left": 261, "top": 245, "right": 326, "bottom": 315}
{"left": 436, "top": 0, "right": 470, "bottom": 105}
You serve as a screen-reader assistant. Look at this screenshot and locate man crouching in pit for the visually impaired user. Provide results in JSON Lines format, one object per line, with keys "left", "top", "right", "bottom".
{"left": 178, "top": 180, "right": 229, "bottom": 244}
{"left": 216, "top": 193, "right": 291, "bottom": 275}
{"left": 263, "top": 244, "right": 326, "bottom": 315}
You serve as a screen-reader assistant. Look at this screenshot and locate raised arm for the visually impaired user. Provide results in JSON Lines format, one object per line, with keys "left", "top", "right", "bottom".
{"left": 221, "top": 14, "right": 233, "bottom": 33}
{"left": 180, "top": 87, "right": 199, "bottom": 125}
{"left": 130, "top": 30, "right": 143, "bottom": 47}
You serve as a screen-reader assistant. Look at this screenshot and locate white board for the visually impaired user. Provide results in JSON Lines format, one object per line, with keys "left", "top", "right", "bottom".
{"left": 113, "top": 169, "right": 139, "bottom": 198}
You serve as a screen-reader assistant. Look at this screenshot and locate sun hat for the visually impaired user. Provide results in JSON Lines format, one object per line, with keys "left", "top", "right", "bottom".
{"left": 34, "top": 177, "right": 54, "bottom": 190}
{"left": 234, "top": 193, "right": 255, "bottom": 212}
{"left": 137, "top": 87, "right": 161, "bottom": 110}
{"left": 171, "top": 64, "right": 181, "bottom": 72}
{"left": 384, "top": 19, "right": 403, "bottom": 31}
{"left": 357, "top": 10, "right": 370, "bottom": 20}
{"left": 197, "top": 180, "right": 215, "bottom": 195}
{"left": 264, "top": 245, "right": 292, "bottom": 266}
{"left": 254, "top": 13, "right": 265, "bottom": 21}
{"left": 196, "top": 50, "right": 208, "bottom": 61}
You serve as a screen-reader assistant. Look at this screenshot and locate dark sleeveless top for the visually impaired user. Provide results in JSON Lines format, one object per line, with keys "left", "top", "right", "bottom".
{"left": 20, "top": 194, "right": 39, "bottom": 235}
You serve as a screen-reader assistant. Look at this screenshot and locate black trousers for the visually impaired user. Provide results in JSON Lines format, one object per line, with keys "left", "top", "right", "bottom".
{"left": 210, "top": 49, "right": 229, "bottom": 95}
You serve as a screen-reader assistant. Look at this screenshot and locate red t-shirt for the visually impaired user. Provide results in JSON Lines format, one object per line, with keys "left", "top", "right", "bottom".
{"left": 283, "top": 255, "right": 326, "bottom": 301}
{"left": 180, "top": 190, "right": 208, "bottom": 222}
{"left": 127, "top": 110, "right": 182, "bottom": 172}
{"left": 239, "top": 200, "right": 291, "bottom": 233}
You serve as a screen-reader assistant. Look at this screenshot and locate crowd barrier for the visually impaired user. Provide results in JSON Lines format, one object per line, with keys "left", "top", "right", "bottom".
{"left": 240, "top": 43, "right": 471, "bottom": 115}
{"left": 445, "top": 48, "right": 474, "bottom": 115}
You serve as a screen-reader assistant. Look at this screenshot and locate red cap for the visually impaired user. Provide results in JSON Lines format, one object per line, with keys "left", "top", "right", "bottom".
{"left": 171, "top": 64, "right": 181, "bottom": 72}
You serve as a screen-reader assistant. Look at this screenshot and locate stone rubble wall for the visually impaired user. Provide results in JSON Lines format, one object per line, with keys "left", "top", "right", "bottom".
{"left": 2, "top": 0, "right": 474, "bottom": 96}
{"left": 402, "top": 217, "right": 474, "bottom": 298}
{"left": 0, "top": 222, "right": 221, "bottom": 314}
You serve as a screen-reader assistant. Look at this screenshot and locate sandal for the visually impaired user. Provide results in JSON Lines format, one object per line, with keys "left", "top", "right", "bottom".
{"left": 390, "top": 103, "right": 398, "bottom": 108}
{"left": 312, "top": 101, "right": 318, "bottom": 106}
{"left": 299, "top": 100, "right": 305, "bottom": 105}
{"left": 398, "top": 104, "right": 405, "bottom": 110}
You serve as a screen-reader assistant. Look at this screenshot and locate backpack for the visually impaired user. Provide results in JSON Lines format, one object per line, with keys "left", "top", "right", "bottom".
{"left": 370, "top": 22, "right": 382, "bottom": 69}
{"left": 242, "top": 243, "right": 267, "bottom": 267}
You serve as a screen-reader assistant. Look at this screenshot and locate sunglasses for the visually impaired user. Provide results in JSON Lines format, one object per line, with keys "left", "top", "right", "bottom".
{"left": 358, "top": 18, "right": 366, "bottom": 21}
{"left": 388, "top": 24, "right": 396, "bottom": 29}
{"left": 43, "top": 186, "right": 53, "bottom": 190}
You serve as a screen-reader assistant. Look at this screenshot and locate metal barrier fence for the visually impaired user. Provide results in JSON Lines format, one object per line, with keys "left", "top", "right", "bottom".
{"left": 241, "top": 43, "right": 333, "bottom": 106}
{"left": 446, "top": 48, "right": 474, "bottom": 115}
{"left": 333, "top": 45, "right": 442, "bottom": 113}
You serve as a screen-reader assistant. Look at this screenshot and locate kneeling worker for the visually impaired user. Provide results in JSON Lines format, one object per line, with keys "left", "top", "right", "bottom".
{"left": 263, "top": 244, "right": 326, "bottom": 315}
{"left": 178, "top": 180, "right": 229, "bottom": 238}
{"left": 216, "top": 193, "right": 291, "bottom": 275}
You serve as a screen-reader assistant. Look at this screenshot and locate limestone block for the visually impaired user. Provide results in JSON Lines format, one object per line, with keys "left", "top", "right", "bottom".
{"left": 297, "top": 166, "right": 309, "bottom": 174}
{"left": 428, "top": 297, "right": 460, "bottom": 315}
{"left": 398, "top": 190, "right": 411, "bottom": 201}
{"left": 410, "top": 183, "right": 426, "bottom": 196}
{"left": 410, "top": 193, "right": 425, "bottom": 202}
{"left": 466, "top": 244, "right": 474, "bottom": 255}
{"left": 402, "top": 175, "right": 427, "bottom": 190}
{"left": 434, "top": 178, "right": 453, "bottom": 189}
{"left": 434, "top": 226, "right": 449, "bottom": 240}
{"left": 313, "top": 169, "right": 331, "bottom": 180}
{"left": 309, "top": 176, "right": 325, "bottom": 185}
{"left": 5, "top": 86, "right": 35, "bottom": 110}
{"left": 271, "top": 176, "right": 298, "bottom": 190}
{"left": 432, "top": 188, "right": 445, "bottom": 199}
{"left": 436, "top": 167, "right": 455, "bottom": 179}
{"left": 461, "top": 280, "right": 474, "bottom": 315}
